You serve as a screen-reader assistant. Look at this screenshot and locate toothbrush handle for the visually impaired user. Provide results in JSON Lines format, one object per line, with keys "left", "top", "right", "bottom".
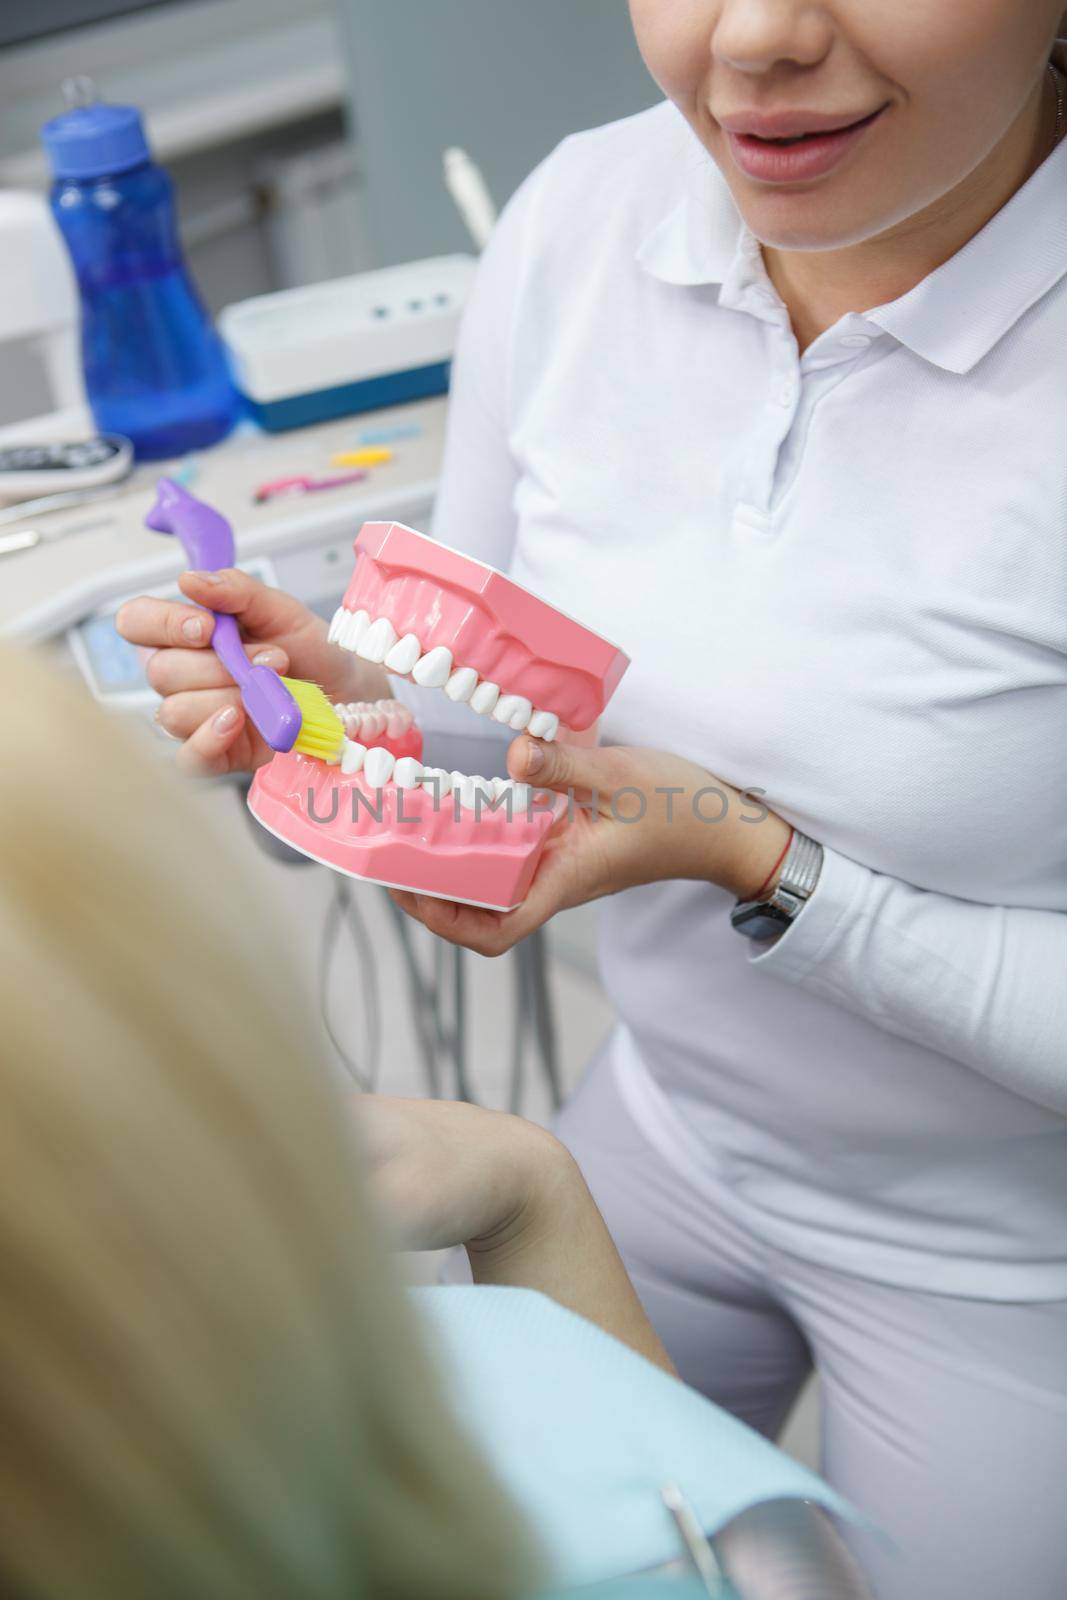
{"left": 145, "top": 477, "right": 251, "bottom": 687}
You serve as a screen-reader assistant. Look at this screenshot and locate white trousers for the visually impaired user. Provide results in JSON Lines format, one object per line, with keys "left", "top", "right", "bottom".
{"left": 552, "top": 1042, "right": 1067, "bottom": 1600}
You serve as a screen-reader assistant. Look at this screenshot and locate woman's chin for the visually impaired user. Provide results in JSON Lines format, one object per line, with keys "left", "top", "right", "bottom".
{"left": 728, "top": 184, "right": 903, "bottom": 254}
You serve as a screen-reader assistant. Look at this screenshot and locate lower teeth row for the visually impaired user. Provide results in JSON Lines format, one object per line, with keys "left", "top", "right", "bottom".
{"left": 333, "top": 739, "right": 534, "bottom": 811}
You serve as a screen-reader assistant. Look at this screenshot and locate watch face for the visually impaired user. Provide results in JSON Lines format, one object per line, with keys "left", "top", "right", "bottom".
{"left": 730, "top": 903, "right": 791, "bottom": 940}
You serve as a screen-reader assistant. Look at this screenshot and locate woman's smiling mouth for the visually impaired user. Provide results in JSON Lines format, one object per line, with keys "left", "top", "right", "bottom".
{"left": 719, "top": 104, "right": 889, "bottom": 183}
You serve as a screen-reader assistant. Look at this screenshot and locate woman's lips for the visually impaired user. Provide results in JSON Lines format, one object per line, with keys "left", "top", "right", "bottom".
{"left": 725, "top": 107, "right": 885, "bottom": 183}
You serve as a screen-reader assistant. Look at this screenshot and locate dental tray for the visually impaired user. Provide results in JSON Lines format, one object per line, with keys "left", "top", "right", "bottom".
{"left": 248, "top": 522, "right": 630, "bottom": 910}
{"left": 218, "top": 256, "right": 477, "bottom": 432}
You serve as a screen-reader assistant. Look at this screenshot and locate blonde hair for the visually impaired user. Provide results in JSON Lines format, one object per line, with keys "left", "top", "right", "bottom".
{"left": 0, "top": 643, "right": 536, "bottom": 1599}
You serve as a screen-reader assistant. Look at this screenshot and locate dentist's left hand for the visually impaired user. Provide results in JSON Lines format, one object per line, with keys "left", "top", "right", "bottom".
{"left": 388, "top": 738, "right": 793, "bottom": 957}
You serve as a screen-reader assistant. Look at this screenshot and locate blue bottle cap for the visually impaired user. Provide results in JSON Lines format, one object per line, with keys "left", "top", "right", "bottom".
{"left": 41, "top": 103, "right": 151, "bottom": 181}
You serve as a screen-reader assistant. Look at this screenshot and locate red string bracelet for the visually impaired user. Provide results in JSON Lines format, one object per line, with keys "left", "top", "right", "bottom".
{"left": 752, "top": 828, "right": 794, "bottom": 900}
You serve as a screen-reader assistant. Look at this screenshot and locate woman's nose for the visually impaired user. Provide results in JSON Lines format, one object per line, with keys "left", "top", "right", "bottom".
{"left": 710, "top": 0, "right": 835, "bottom": 76}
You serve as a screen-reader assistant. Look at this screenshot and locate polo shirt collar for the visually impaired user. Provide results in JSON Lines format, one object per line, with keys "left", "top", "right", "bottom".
{"left": 635, "top": 117, "right": 1067, "bottom": 374}
{"left": 634, "top": 128, "right": 742, "bottom": 288}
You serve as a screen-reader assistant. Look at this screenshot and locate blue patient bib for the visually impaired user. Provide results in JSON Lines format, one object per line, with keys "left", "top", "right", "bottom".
{"left": 412, "top": 1285, "right": 857, "bottom": 1591}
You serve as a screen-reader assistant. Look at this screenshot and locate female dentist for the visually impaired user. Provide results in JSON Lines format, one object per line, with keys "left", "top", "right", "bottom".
{"left": 119, "top": 5, "right": 1067, "bottom": 1596}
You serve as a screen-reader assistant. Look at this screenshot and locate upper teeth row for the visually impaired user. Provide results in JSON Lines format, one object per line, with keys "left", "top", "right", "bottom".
{"left": 328, "top": 606, "right": 560, "bottom": 741}
{"left": 335, "top": 739, "right": 535, "bottom": 811}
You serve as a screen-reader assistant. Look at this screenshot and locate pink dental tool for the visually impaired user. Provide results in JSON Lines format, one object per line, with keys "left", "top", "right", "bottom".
{"left": 248, "top": 521, "right": 630, "bottom": 910}
{"left": 253, "top": 469, "right": 367, "bottom": 504}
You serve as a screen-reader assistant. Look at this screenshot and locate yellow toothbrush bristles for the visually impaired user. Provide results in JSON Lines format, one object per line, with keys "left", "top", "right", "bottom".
{"left": 282, "top": 677, "right": 346, "bottom": 761}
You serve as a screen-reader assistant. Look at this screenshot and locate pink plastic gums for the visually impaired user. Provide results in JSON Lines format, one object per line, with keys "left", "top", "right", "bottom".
{"left": 346, "top": 522, "right": 628, "bottom": 732}
{"left": 247, "top": 521, "right": 629, "bottom": 910}
{"left": 250, "top": 755, "right": 564, "bottom": 910}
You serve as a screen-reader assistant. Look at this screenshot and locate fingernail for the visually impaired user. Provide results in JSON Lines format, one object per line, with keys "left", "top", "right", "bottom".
{"left": 182, "top": 617, "right": 204, "bottom": 643}
{"left": 189, "top": 569, "right": 224, "bottom": 585}
{"left": 214, "top": 706, "right": 239, "bottom": 732}
{"left": 252, "top": 650, "right": 275, "bottom": 666}
{"left": 524, "top": 739, "right": 544, "bottom": 775}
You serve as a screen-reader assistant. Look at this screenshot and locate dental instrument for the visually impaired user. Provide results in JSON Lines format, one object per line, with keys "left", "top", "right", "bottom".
{"left": 442, "top": 146, "right": 498, "bottom": 251}
{"left": 0, "top": 473, "right": 137, "bottom": 533}
{"left": 330, "top": 447, "right": 394, "bottom": 468}
{"left": 354, "top": 422, "right": 423, "bottom": 445}
{"left": 253, "top": 469, "right": 368, "bottom": 504}
{"left": 661, "top": 1484, "right": 728, "bottom": 1596}
{"left": 0, "top": 514, "right": 120, "bottom": 561}
{"left": 318, "top": 875, "right": 382, "bottom": 1093}
{"left": 145, "top": 478, "right": 345, "bottom": 761}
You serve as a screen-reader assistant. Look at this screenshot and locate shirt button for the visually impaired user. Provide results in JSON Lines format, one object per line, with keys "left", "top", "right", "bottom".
{"left": 776, "top": 381, "right": 795, "bottom": 406}
{"left": 840, "top": 333, "right": 872, "bottom": 348}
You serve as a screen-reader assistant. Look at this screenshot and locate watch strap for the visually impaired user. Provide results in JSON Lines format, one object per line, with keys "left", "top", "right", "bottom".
{"left": 777, "top": 829, "right": 822, "bottom": 901}
{"left": 730, "top": 828, "right": 823, "bottom": 938}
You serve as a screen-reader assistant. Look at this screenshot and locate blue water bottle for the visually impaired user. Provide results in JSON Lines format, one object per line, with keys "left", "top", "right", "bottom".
{"left": 41, "top": 93, "right": 239, "bottom": 459}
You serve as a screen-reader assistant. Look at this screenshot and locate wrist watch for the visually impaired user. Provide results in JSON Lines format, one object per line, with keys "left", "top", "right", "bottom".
{"left": 730, "top": 828, "right": 823, "bottom": 940}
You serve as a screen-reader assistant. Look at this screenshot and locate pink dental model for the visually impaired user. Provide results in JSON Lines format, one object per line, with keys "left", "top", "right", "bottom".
{"left": 248, "top": 522, "right": 630, "bottom": 909}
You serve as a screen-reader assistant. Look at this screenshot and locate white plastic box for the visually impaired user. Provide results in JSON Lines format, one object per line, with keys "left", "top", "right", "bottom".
{"left": 219, "top": 254, "right": 476, "bottom": 431}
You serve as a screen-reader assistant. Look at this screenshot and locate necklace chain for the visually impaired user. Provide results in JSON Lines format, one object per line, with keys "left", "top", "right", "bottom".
{"left": 1050, "top": 61, "right": 1065, "bottom": 148}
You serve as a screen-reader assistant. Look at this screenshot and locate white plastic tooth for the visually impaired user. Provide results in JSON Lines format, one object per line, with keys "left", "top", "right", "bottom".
{"left": 357, "top": 616, "right": 398, "bottom": 663}
{"left": 412, "top": 644, "right": 454, "bottom": 688}
{"left": 470, "top": 680, "right": 500, "bottom": 716}
{"left": 490, "top": 776, "right": 512, "bottom": 800}
{"left": 510, "top": 782, "right": 533, "bottom": 814}
{"left": 421, "top": 767, "right": 453, "bottom": 800}
{"left": 363, "top": 746, "right": 396, "bottom": 786}
{"left": 445, "top": 665, "right": 478, "bottom": 703}
{"left": 384, "top": 632, "right": 422, "bottom": 674}
{"left": 342, "top": 609, "right": 371, "bottom": 652}
{"left": 447, "top": 768, "right": 473, "bottom": 806}
{"left": 492, "top": 693, "right": 533, "bottom": 730}
{"left": 393, "top": 756, "right": 423, "bottom": 789}
{"left": 341, "top": 739, "right": 368, "bottom": 775}
{"left": 528, "top": 710, "right": 559, "bottom": 742}
{"left": 327, "top": 606, "right": 347, "bottom": 645}
{"left": 359, "top": 710, "right": 386, "bottom": 741}
{"left": 457, "top": 774, "right": 493, "bottom": 811}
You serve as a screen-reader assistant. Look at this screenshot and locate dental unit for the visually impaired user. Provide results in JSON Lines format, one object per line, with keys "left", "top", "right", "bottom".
{"left": 249, "top": 521, "right": 630, "bottom": 909}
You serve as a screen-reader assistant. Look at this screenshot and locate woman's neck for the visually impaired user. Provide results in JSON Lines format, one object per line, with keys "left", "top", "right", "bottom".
{"left": 762, "top": 69, "right": 1058, "bottom": 354}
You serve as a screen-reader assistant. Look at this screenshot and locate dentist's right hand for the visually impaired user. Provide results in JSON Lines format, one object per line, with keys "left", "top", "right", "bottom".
{"left": 116, "top": 570, "right": 385, "bottom": 777}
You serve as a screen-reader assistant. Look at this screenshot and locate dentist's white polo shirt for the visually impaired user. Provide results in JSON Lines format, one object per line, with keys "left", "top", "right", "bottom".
{"left": 419, "top": 100, "right": 1067, "bottom": 1296}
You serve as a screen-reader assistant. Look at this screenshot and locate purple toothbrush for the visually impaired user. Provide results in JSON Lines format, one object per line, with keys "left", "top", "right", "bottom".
{"left": 145, "top": 477, "right": 302, "bottom": 753}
